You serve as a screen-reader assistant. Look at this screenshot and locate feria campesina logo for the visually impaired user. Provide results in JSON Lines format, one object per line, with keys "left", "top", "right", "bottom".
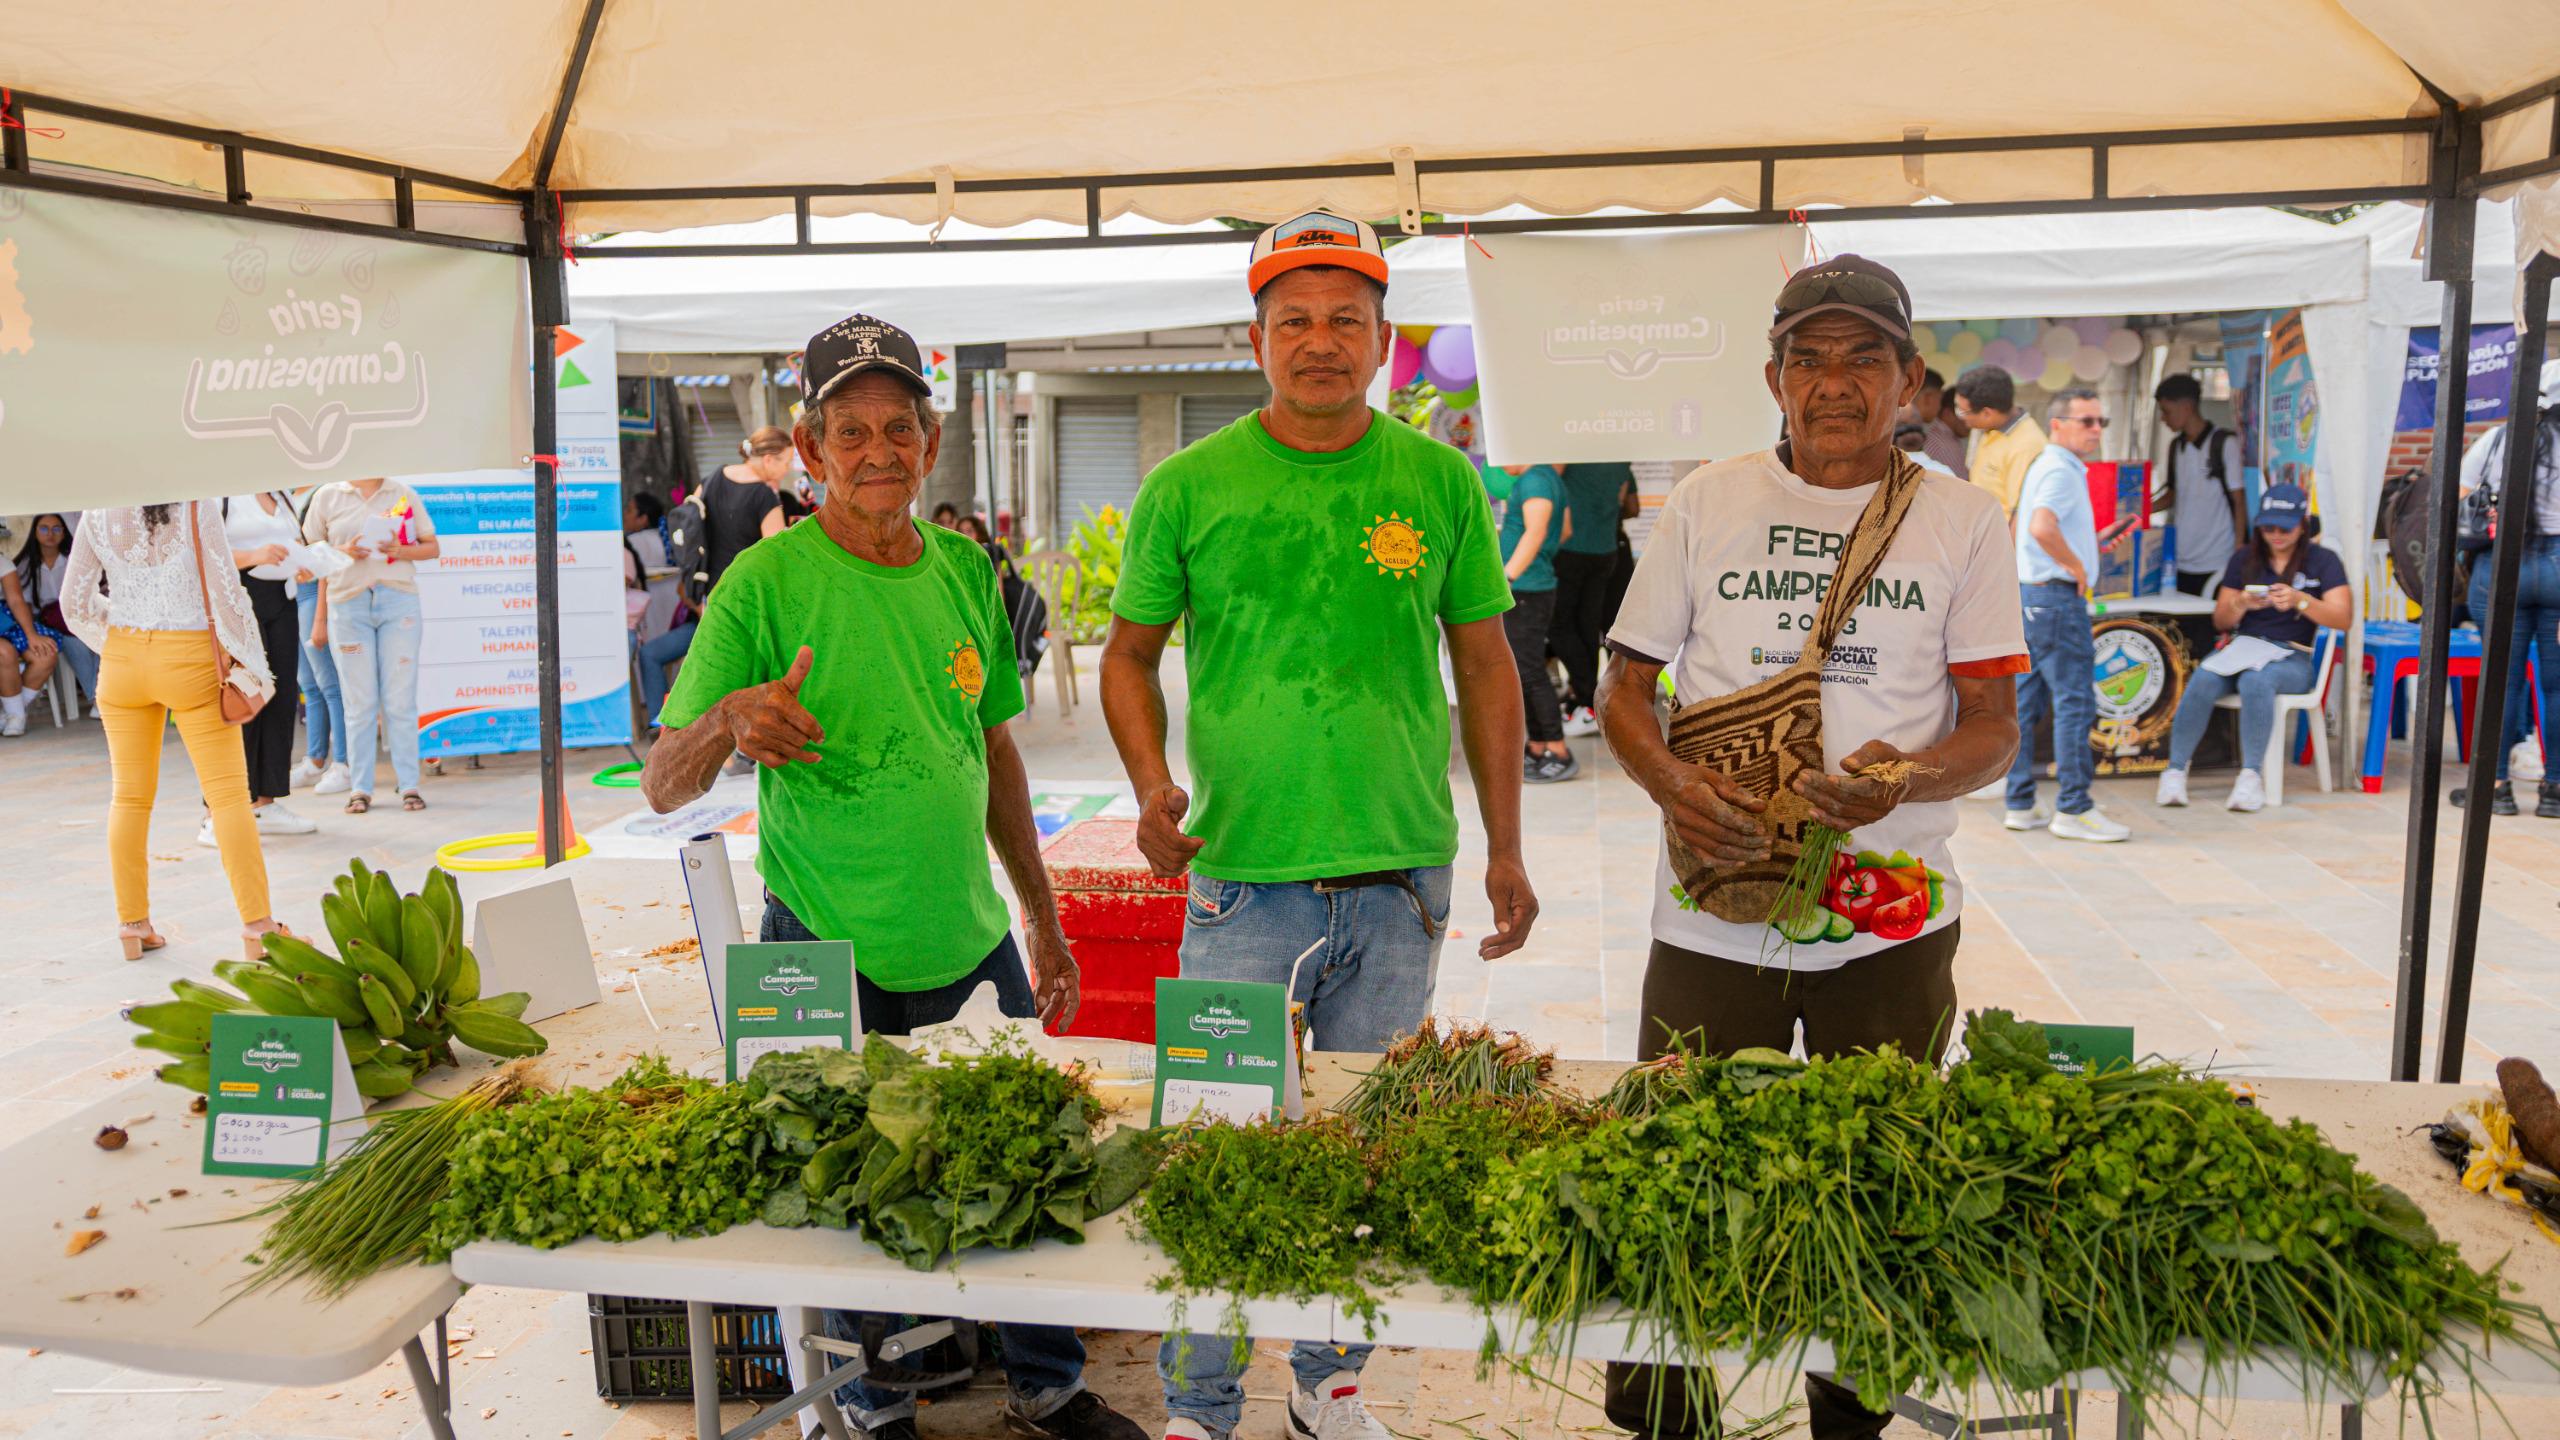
{"left": 1360, "top": 512, "right": 1428, "bottom": 579}
{"left": 945, "top": 638, "right": 985, "bottom": 699}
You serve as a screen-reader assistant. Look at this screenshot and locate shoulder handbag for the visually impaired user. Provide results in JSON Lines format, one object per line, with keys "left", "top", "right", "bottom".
{"left": 190, "top": 503, "right": 268, "bottom": 726}
{"left": 1661, "top": 451, "right": 1930, "bottom": 924}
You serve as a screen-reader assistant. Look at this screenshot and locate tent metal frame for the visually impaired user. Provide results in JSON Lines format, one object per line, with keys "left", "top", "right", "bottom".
{"left": 4, "top": 31, "right": 2558, "bottom": 1080}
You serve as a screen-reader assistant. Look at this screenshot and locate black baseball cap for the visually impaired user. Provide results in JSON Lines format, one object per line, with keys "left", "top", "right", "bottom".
{"left": 1770, "top": 254, "right": 1914, "bottom": 341}
{"left": 801, "top": 313, "right": 931, "bottom": 406}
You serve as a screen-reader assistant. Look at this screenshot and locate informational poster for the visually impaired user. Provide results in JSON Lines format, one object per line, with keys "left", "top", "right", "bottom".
{"left": 2396, "top": 324, "right": 2519, "bottom": 431}
{"left": 2218, "top": 314, "right": 2268, "bottom": 506}
{"left": 202, "top": 1014, "right": 365, "bottom": 1179}
{"left": 1464, "top": 230, "right": 1781, "bottom": 466}
{"left": 2262, "top": 309, "right": 2318, "bottom": 510}
{"left": 0, "top": 186, "right": 529, "bottom": 513}
{"left": 723, "top": 940, "right": 859, "bottom": 1082}
{"left": 408, "top": 320, "right": 632, "bottom": 758}
{"left": 1152, "top": 978, "right": 1296, "bottom": 1126}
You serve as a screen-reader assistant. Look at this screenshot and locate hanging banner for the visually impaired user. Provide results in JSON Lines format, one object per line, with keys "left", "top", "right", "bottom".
{"left": 0, "top": 187, "right": 529, "bottom": 512}
{"left": 2262, "top": 310, "right": 2318, "bottom": 510}
{"left": 409, "top": 323, "right": 632, "bottom": 758}
{"left": 1464, "top": 230, "right": 1780, "bottom": 466}
{"left": 2395, "top": 324, "right": 2518, "bottom": 432}
{"left": 2217, "top": 315, "right": 2268, "bottom": 508}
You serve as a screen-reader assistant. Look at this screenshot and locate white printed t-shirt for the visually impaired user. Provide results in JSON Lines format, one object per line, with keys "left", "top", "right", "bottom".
{"left": 1607, "top": 451, "right": 2029, "bottom": 971}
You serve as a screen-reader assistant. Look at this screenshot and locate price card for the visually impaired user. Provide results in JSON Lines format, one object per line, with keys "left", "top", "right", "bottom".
{"left": 1152, "top": 978, "right": 1295, "bottom": 1127}
{"left": 724, "top": 940, "right": 858, "bottom": 1082}
{"left": 203, "top": 1014, "right": 366, "bottom": 1179}
{"left": 2044, "top": 1023, "right": 2136, "bottom": 1077}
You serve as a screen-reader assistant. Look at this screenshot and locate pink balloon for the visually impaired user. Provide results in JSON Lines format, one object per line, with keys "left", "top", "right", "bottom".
{"left": 1390, "top": 335, "right": 1424, "bottom": 390}
{"left": 1981, "top": 339, "right": 2018, "bottom": 372}
{"left": 2072, "top": 316, "right": 2113, "bottom": 345}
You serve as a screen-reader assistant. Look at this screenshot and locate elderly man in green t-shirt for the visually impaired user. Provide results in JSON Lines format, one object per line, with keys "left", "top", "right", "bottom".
{"left": 1101, "top": 213, "right": 1540, "bottom": 1440}
{"left": 639, "top": 314, "right": 1142, "bottom": 1440}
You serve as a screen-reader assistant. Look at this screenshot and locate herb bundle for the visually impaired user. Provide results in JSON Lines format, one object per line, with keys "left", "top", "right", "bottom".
{"left": 1336, "top": 1017, "right": 1561, "bottom": 1134}
{"left": 1135, "top": 1118, "right": 1379, "bottom": 1354}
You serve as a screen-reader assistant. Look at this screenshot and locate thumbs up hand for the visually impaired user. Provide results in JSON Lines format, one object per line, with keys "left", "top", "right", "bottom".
{"left": 727, "top": 644, "right": 827, "bottom": 766}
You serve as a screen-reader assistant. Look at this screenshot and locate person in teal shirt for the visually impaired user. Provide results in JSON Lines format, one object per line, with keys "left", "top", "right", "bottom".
{"left": 1497, "top": 462, "right": 1576, "bottom": 782}
{"left": 1551, "top": 461, "right": 1635, "bottom": 733}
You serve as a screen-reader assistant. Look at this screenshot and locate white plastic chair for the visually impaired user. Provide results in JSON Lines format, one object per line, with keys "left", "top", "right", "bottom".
{"left": 2214, "top": 628, "right": 2340, "bottom": 806}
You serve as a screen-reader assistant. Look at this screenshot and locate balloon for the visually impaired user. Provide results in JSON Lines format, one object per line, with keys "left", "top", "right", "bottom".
{"left": 2072, "top": 316, "right": 2114, "bottom": 345}
{"left": 1966, "top": 318, "right": 2002, "bottom": 339}
{"left": 1981, "top": 339, "right": 2019, "bottom": 372}
{"left": 1389, "top": 334, "right": 1424, "bottom": 390}
{"left": 1422, "top": 325, "right": 1477, "bottom": 391}
{"left": 2000, "top": 317, "right": 2040, "bottom": 346}
{"left": 2072, "top": 344, "right": 2111, "bottom": 382}
{"left": 2040, "top": 356, "right": 2077, "bottom": 391}
{"left": 1438, "top": 380, "right": 1481, "bottom": 410}
{"left": 1944, "top": 330, "right": 1984, "bottom": 364}
{"left": 2040, "top": 325, "right": 2080, "bottom": 361}
{"left": 1396, "top": 325, "right": 1437, "bottom": 346}
{"left": 1912, "top": 323, "right": 1943, "bottom": 350}
{"left": 2104, "top": 327, "right": 2145, "bottom": 365}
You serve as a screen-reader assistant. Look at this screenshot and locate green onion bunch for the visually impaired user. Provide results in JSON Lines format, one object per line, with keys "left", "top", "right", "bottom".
{"left": 1335, "top": 1017, "right": 1561, "bottom": 1135}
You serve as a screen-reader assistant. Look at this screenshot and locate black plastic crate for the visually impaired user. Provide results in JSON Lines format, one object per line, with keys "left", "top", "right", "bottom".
{"left": 588, "top": 1294, "right": 794, "bottom": 1402}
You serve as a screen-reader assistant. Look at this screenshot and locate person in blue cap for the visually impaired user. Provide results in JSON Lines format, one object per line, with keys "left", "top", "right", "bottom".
{"left": 2154, "top": 483, "right": 2353, "bottom": 812}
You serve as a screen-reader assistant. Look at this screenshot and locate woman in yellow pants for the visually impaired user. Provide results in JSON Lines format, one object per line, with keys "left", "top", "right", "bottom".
{"left": 63, "top": 501, "right": 286, "bottom": 960}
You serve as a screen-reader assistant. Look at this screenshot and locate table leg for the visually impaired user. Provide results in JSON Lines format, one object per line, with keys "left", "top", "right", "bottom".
{"left": 2114, "top": 1393, "right": 2143, "bottom": 1440}
{"left": 689, "top": 1299, "right": 722, "bottom": 1440}
{"left": 401, "top": 1319, "right": 457, "bottom": 1440}
{"left": 2340, "top": 1402, "right": 2363, "bottom": 1440}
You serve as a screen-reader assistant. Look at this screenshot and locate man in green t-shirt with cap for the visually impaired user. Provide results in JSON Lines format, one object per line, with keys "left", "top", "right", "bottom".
{"left": 640, "top": 313, "right": 1143, "bottom": 1440}
{"left": 1101, "top": 212, "right": 1540, "bottom": 1440}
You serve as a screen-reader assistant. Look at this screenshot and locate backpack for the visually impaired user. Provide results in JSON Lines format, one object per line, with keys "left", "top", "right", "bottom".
{"left": 2159, "top": 425, "right": 2231, "bottom": 516}
{"left": 667, "top": 488, "right": 713, "bottom": 611}
{"left": 2460, "top": 409, "right": 2558, "bottom": 553}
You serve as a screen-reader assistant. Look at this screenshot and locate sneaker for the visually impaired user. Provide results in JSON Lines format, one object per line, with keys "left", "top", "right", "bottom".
{"left": 2154, "top": 769, "right": 2190, "bottom": 807}
{"left": 2451, "top": 781, "right": 2518, "bottom": 816}
{"left": 1562, "top": 705, "right": 1600, "bottom": 737}
{"left": 1161, "top": 1423, "right": 1217, "bottom": 1440}
{"left": 855, "top": 1419, "right": 919, "bottom": 1440}
{"left": 2541, "top": 782, "right": 2560, "bottom": 821}
{"left": 2514, "top": 741, "right": 2547, "bottom": 784}
{"left": 1289, "top": 1372, "right": 1391, "bottom": 1440}
{"left": 0, "top": 710, "right": 23, "bottom": 738}
{"left": 288, "top": 755, "right": 326, "bottom": 789}
{"left": 2225, "top": 770, "right": 2267, "bottom": 813}
{"left": 197, "top": 816, "right": 219, "bottom": 849}
{"left": 723, "top": 752, "right": 756, "bottom": 778}
{"left": 314, "top": 762, "right": 354, "bottom": 795}
{"left": 1004, "top": 1389, "right": 1146, "bottom": 1440}
{"left": 1525, "top": 749, "right": 1581, "bottom": 784}
{"left": 255, "top": 802, "right": 318, "bottom": 836}
{"left": 2002, "top": 804, "right": 2052, "bottom": 831}
{"left": 2049, "top": 807, "right": 2132, "bottom": 843}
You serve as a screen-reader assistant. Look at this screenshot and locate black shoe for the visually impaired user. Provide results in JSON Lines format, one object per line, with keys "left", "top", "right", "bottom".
{"left": 858, "top": 1419, "right": 920, "bottom": 1440}
{"left": 1004, "top": 1389, "right": 1146, "bottom": 1440}
{"left": 1526, "top": 749, "right": 1582, "bottom": 784}
{"left": 2452, "top": 781, "right": 2518, "bottom": 816}
{"left": 2541, "top": 782, "right": 2560, "bottom": 820}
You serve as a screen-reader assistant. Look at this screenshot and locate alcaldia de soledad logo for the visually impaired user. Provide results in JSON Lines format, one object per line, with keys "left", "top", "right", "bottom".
{"left": 1360, "top": 512, "right": 1429, "bottom": 579}
{"left": 945, "top": 638, "right": 986, "bottom": 700}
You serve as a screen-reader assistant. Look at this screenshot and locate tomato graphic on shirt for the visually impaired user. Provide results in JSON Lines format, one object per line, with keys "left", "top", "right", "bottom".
{"left": 1807, "top": 845, "right": 1945, "bottom": 942}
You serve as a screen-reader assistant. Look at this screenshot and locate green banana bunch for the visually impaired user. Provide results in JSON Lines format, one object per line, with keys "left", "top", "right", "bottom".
{"left": 447, "top": 1002, "right": 546, "bottom": 1057}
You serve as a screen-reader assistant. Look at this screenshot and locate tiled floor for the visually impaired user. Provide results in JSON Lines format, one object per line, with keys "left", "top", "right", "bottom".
{"left": 4, "top": 654, "right": 2557, "bottom": 1437}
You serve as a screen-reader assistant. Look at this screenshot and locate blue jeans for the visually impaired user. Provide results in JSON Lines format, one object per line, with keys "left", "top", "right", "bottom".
{"left": 54, "top": 631, "right": 101, "bottom": 705}
{"left": 1158, "top": 865, "right": 1453, "bottom": 1437}
{"left": 296, "top": 580, "right": 347, "bottom": 765}
{"left": 2469, "top": 536, "right": 2560, "bottom": 779}
{"left": 2008, "top": 582, "right": 2098, "bottom": 816}
{"left": 638, "top": 620, "right": 695, "bottom": 727}
{"left": 2167, "top": 649, "right": 2316, "bottom": 773}
{"left": 760, "top": 893, "right": 1081, "bottom": 1427}
{"left": 333, "top": 585, "right": 423, "bottom": 797}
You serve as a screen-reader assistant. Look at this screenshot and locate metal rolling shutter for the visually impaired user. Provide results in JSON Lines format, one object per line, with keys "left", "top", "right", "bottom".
{"left": 1177, "top": 392, "right": 1262, "bottom": 449}
{"left": 1054, "top": 397, "right": 1142, "bottom": 524}
{"left": 685, "top": 387, "right": 747, "bottom": 482}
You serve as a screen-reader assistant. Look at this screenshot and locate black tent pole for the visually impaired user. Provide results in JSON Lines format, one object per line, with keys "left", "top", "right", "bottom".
{"left": 526, "top": 195, "right": 569, "bottom": 867}
{"left": 2389, "top": 130, "right": 2478, "bottom": 1081}
{"left": 2434, "top": 254, "right": 2558, "bottom": 1081}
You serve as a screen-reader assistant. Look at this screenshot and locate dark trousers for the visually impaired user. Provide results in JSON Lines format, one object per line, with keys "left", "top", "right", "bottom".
{"left": 758, "top": 893, "right": 1083, "bottom": 1423}
{"left": 1606, "top": 923, "right": 1962, "bottom": 1440}
{"left": 1550, "top": 550, "right": 1617, "bottom": 709}
{"left": 2173, "top": 568, "right": 2216, "bottom": 597}
{"left": 239, "top": 574, "right": 301, "bottom": 801}
{"left": 1505, "top": 585, "right": 1564, "bottom": 742}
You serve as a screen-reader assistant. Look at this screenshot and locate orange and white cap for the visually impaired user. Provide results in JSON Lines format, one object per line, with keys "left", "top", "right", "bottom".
{"left": 1247, "top": 211, "right": 1390, "bottom": 295}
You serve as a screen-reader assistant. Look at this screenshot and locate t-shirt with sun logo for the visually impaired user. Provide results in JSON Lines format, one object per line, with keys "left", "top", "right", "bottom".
{"left": 1115, "top": 408, "right": 1512, "bottom": 881}
{"left": 658, "top": 519, "right": 1025, "bottom": 992}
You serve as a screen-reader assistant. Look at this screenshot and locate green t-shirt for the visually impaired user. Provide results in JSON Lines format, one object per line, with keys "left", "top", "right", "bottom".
{"left": 1559, "top": 462, "right": 1632, "bottom": 555}
{"left": 1497, "top": 465, "right": 1566, "bottom": 593}
{"left": 659, "top": 520, "right": 1025, "bottom": 992}
{"left": 1113, "top": 409, "right": 1512, "bottom": 881}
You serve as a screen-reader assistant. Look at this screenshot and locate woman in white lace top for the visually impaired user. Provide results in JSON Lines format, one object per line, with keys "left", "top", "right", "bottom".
{"left": 62, "top": 500, "right": 288, "bottom": 961}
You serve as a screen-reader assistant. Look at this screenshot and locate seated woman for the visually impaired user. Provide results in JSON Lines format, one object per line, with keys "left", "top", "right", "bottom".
{"left": 2155, "top": 484, "right": 2353, "bottom": 813}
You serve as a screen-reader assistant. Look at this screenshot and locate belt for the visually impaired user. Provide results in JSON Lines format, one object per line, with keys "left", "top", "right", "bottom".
{"left": 2022, "top": 579, "right": 2083, "bottom": 591}
{"left": 1308, "top": 870, "right": 1413, "bottom": 894}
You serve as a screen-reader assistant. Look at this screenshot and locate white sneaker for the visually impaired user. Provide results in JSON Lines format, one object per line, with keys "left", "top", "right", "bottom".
{"left": 313, "top": 762, "right": 353, "bottom": 795}
{"left": 2049, "top": 807, "right": 2132, "bottom": 843}
{"left": 2002, "top": 804, "right": 2052, "bottom": 831}
{"left": 256, "top": 802, "right": 318, "bottom": 836}
{"left": 1289, "top": 1371, "right": 1389, "bottom": 1440}
{"left": 2154, "top": 768, "right": 2190, "bottom": 807}
{"left": 1561, "top": 705, "right": 1600, "bottom": 737}
{"left": 1162, "top": 1422, "right": 1215, "bottom": 1440}
{"left": 197, "top": 816, "right": 219, "bottom": 848}
{"left": 289, "top": 755, "right": 326, "bottom": 789}
{"left": 2511, "top": 740, "right": 2545, "bottom": 784}
{"left": 0, "top": 710, "right": 23, "bottom": 738}
{"left": 2226, "top": 770, "right": 2267, "bottom": 813}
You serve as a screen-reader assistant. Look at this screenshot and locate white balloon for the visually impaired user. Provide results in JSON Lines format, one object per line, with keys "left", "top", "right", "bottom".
{"left": 2103, "top": 328, "right": 2144, "bottom": 366}
{"left": 2072, "top": 344, "right": 2111, "bottom": 382}
{"left": 2040, "top": 325, "right": 2080, "bottom": 361}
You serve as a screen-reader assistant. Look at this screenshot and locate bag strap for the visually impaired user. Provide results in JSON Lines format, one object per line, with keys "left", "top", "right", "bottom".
{"left": 1802, "top": 450, "right": 1929, "bottom": 661}
{"left": 188, "top": 502, "right": 232, "bottom": 687}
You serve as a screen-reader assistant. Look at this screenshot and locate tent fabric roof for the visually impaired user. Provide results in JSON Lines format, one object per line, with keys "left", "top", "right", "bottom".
{"left": 9, "top": 1, "right": 2556, "bottom": 236}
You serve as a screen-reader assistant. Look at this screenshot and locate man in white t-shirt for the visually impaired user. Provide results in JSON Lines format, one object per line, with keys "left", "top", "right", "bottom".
{"left": 2153, "top": 373, "right": 2246, "bottom": 592}
{"left": 1594, "top": 254, "right": 2027, "bottom": 1440}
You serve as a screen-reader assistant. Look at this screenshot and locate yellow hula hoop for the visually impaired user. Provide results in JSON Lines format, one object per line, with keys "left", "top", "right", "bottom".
{"left": 434, "top": 830, "right": 593, "bottom": 872}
